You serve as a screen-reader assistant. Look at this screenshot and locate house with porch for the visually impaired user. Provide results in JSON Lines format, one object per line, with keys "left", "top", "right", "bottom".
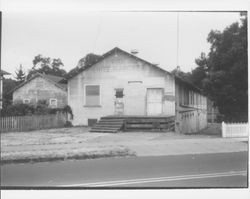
{"left": 67, "top": 47, "right": 207, "bottom": 134}
{"left": 11, "top": 73, "right": 67, "bottom": 108}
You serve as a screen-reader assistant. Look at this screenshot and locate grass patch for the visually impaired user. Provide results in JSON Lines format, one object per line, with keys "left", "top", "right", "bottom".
{"left": 1, "top": 148, "right": 136, "bottom": 165}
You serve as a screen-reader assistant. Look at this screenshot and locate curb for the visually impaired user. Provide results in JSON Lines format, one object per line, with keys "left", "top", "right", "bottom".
{"left": 1, "top": 149, "right": 136, "bottom": 165}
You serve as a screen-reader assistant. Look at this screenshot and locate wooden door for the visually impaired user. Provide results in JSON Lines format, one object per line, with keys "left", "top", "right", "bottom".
{"left": 147, "top": 88, "right": 163, "bottom": 115}
{"left": 114, "top": 88, "right": 124, "bottom": 115}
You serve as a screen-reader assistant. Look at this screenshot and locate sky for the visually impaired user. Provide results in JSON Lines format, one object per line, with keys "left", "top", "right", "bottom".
{"left": 1, "top": 1, "right": 243, "bottom": 78}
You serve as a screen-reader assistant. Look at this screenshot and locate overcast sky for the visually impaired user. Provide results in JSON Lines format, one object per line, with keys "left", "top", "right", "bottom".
{"left": 1, "top": 4, "right": 242, "bottom": 77}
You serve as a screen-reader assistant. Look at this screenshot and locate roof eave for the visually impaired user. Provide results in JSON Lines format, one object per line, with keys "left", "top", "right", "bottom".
{"left": 174, "top": 75, "right": 203, "bottom": 94}
{"left": 67, "top": 47, "right": 172, "bottom": 80}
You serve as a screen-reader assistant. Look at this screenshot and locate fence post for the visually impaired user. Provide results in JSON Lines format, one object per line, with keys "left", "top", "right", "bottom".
{"left": 222, "top": 121, "right": 225, "bottom": 138}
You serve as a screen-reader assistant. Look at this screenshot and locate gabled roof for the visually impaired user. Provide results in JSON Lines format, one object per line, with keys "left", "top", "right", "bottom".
{"left": 9, "top": 73, "right": 67, "bottom": 94}
{"left": 66, "top": 47, "right": 172, "bottom": 79}
{"left": 43, "top": 74, "right": 65, "bottom": 83}
{"left": 67, "top": 47, "right": 204, "bottom": 95}
{"left": 0, "top": 69, "right": 10, "bottom": 76}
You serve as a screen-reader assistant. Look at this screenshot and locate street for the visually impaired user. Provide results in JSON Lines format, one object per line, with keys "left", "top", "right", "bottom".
{"left": 1, "top": 152, "right": 248, "bottom": 188}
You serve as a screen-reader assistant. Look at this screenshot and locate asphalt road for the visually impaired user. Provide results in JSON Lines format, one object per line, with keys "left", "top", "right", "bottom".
{"left": 1, "top": 152, "right": 248, "bottom": 188}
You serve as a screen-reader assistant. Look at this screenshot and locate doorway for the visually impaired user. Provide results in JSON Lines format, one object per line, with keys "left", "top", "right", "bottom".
{"left": 147, "top": 88, "right": 163, "bottom": 115}
{"left": 114, "top": 88, "right": 124, "bottom": 115}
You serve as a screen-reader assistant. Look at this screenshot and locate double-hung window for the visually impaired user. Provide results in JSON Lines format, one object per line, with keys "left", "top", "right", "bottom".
{"left": 85, "top": 85, "right": 100, "bottom": 106}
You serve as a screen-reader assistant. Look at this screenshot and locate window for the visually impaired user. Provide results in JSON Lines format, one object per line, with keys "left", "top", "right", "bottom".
{"left": 179, "top": 86, "right": 183, "bottom": 105}
{"left": 50, "top": 99, "right": 57, "bottom": 107}
{"left": 184, "top": 89, "right": 189, "bottom": 105}
{"left": 85, "top": 85, "right": 100, "bottom": 106}
{"left": 23, "top": 99, "right": 30, "bottom": 104}
{"left": 115, "top": 89, "right": 124, "bottom": 98}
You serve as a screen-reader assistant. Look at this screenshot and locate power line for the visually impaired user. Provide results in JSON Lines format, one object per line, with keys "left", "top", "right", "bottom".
{"left": 92, "top": 13, "right": 103, "bottom": 53}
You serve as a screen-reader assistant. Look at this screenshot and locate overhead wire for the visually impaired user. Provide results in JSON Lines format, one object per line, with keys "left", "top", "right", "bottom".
{"left": 92, "top": 13, "right": 103, "bottom": 53}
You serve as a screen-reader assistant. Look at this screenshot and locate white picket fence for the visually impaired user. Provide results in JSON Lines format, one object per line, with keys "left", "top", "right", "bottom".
{"left": 222, "top": 122, "right": 249, "bottom": 138}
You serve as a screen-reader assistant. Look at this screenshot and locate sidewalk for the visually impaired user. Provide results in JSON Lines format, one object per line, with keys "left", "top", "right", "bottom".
{"left": 125, "top": 137, "right": 248, "bottom": 156}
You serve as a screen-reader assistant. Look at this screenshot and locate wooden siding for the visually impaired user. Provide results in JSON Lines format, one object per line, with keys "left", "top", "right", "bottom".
{"left": 13, "top": 76, "right": 67, "bottom": 108}
{"left": 175, "top": 80, "right": 208, "bottom": 134}
{"left": 124, "top": 116, "right": 175, "bottom": 131}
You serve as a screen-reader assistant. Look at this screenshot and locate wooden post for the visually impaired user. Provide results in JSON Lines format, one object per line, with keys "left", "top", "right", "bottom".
{"left": 124, "top": 120, "right": 127, "bottom": 131}
{"left": 222, "top": 121, "right": 225, "bottom": 138}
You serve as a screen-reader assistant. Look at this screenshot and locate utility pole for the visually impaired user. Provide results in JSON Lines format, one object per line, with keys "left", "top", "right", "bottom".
{"left": 176, "top": 12, "right": 179, "bottom": 68}
{"left": 0, "top": 11, "right": 2, "bottom": 72}
{"left": 0, "top": 12, "right": 2, "bottom": 113}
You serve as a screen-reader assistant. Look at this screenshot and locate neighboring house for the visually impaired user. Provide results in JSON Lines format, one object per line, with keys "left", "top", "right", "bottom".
{"left": 11, "top": 73, "right": 67, "bottom": 108}
{"left": 67, "top": 47, "right": 207, "bottom": 134}
{"left": 0, "top": 69, "right": 10, "bottom": 109}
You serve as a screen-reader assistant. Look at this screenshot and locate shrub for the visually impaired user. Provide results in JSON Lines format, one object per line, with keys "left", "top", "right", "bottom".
{"left": 64, "top": 121, "right": 73, "bottom": 127}
{"left": 62, "top": 105, "right": 74, "bottom": 119}
{"left": 1, "top": 104, "right": 35, "bottom": 116}
{"left": 1, "top": 103, "right": 74, "bottom": 119}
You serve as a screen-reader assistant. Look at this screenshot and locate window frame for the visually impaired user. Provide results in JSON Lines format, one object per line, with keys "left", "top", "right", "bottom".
{"left": 84, "top": 84, "right": 101, "bottom": 107}
{"left": 23, "top": 99, "right": 30, "bottom": 104}
{"left": 115, "top": 88, "right": 124, "bottom": 98}
{"left": 49, "top": 98, "right": 58, "bottom": 107}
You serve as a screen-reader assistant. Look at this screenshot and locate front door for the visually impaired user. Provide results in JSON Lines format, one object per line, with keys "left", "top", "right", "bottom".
{"left": 147, "top": 88, "right": 163, "bottom": 115}
{"left": 114, "top": 88, "right": 124, "bottom": 115}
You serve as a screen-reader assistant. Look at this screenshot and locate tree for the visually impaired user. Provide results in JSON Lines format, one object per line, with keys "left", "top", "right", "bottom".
{"left": 195, "top": 14, "right": 247, "bottom": 121}
{"left": 171, "top": 66, "right": 192, "bottom": 82}
{"left": 77, "top": 53, "right": 101, "bottom": 68}
{"left": 15, "top": 64, "right": 26, "bottom": 84}
{"left": 191, "top": 52, "right": 208, "bottom": 89}
{"left": 67, "top": 53, "right": 101, "bottom": 78}
{"left": 2, "top": 78, "right": 17, "bottom": 107}
{"left": 27, "top": 55, "right": 66, "bottom": 79}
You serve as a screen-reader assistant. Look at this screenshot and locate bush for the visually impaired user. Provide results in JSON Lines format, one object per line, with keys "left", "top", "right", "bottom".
{"left": 62, "top": 105, "right": 74, "bottom": 119}
{"left": 64, "top": 121, "right": 73, "bottom": 127}
{"left": 1, "top": 104, "right": 35, "bottom": 116}
{"left": 1, "top": 103, "right": 74, "bottom": 118}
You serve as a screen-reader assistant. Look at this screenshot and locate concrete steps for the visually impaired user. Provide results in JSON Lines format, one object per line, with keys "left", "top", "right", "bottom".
{"left": 90, "top": 117, "right": 125, "bottom": 133}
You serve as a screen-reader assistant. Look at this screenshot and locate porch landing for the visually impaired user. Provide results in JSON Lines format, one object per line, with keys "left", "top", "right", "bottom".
{"left": 104, "top": 115, "right": 173, "bottom": 119}
{"left": 90, "top": 115, "right": 175, "bottom": 133}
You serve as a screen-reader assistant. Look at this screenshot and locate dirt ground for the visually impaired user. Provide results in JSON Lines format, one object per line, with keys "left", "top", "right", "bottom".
{"left": 2, "top": 124, "right": 245, "bottom": 164}
{"left": 1, "top": 126, "right": 220, "bottom": 148}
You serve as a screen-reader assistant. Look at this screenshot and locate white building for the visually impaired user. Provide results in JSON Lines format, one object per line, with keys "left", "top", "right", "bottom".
{"left": 67, "top": 47, "right": 207, "bottom": 133}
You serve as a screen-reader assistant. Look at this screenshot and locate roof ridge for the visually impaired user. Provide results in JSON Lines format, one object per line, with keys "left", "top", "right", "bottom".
{"left": 66, "top": 47, "right": 171, "bottom": 79}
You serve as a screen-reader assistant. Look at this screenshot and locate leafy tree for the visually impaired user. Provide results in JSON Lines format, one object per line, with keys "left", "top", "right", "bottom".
{"left": 77, "top": 53, "right": 101, "bottom": 68}
{"left": 195, "top": 14, "right": 247, "bottom": 121}
{"left": 15, "top": 64, "right": 26, "bottom": 84}
{"left": 27, "top": 55, "right": 66, "bottom": 79}
{"left": 171, "top": 66, "right": 192, "bottom": 82}
{"left": 191, "top": 52, "right": 208, "bottom": 89}
{"left": 67, "top": 53, "right": 101, "bottom": 78}
{"left": 2, "top": 78, "right": 17, "bottom": 107}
